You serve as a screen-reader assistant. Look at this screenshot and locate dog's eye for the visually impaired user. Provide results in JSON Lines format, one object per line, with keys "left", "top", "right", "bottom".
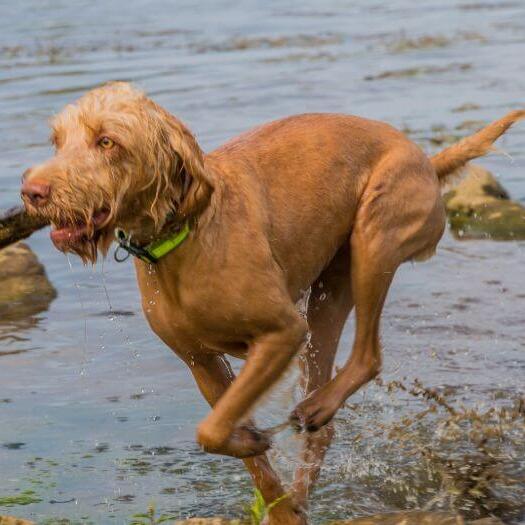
{"left": 98, "top": 136, "right": 115, "bottom": 149}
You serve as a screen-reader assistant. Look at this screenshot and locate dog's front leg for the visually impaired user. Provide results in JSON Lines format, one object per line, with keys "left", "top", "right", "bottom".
{"left": 196, "top": 319, "right": 307, "bottom": 459}
{"left": 186, "top": 352, "right": 307, "bottom": 525}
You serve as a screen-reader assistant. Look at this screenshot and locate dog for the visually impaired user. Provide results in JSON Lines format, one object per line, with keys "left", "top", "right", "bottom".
{"left": 21, "top": 82, "right": 523, "bottom": 524}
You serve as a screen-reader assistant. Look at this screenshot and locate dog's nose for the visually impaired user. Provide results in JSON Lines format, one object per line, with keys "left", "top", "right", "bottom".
{"left": 21, "top": 179, "right": 51, "bottom": 207}
{"left": 21, "top": 168, "right": 33, "bottom": 183}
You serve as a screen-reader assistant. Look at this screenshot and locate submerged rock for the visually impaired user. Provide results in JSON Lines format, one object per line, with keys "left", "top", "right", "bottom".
{"left": 329, "top": 511, "right": 503, "bottom": 524}
{"left": 444, "top": 164, "right": 525, "bottom": 240}
{"left": 171, "top": 513, "right": 503, "bottom": 524}
{"left": 173, "top": 520, "right": 238, "bottom": 524}
{"left": 0, "top": 242, "right": 56, "bottom": 321}
{"left": 0, "top": 517, "right": 34, "bottom": 525}
{"left": 0, "top": 512, "right": 503, "bottom": 525}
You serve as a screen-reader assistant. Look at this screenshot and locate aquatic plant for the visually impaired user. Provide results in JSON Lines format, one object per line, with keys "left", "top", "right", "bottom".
{"left": 245, "top": 489, "right": 290, "bottom": 525}
{"left": 129, "top": 503, "right": 175, "bottom": 525}
{"left": 39, "top": 519, "right": 94, "bottom": 525}
{"left": 346, "top": 377, "right": 525, "bottom": 522}
{"left": 0, "top": 489, "right": 42, "bottom": 506}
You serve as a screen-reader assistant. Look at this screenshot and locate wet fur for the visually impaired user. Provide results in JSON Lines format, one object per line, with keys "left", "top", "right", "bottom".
{"left": 21, "top": 82, "right": 523, "bottom": 525}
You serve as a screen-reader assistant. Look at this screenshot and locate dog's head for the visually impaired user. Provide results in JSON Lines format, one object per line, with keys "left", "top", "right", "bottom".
{"left": 21, "top": 82, "right": 210, "bottom": 263}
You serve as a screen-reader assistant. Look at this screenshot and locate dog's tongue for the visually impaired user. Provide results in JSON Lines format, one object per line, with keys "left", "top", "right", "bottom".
{"left": 50, "top": 211, "right": 109, "bottom": 250}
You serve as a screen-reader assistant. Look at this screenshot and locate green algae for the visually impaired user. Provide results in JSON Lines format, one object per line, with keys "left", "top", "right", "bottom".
{"left": 445, "top": 196, "right": 525, "bottom": 240}
{"left": 39, "top": 519, "right": 95, "bottom": 525}
{"left": 0, "top": 489, "right": 41, "bottom": 507}
{"left": 443, "top": 164, "right": 525, "bottom": 240}
{"left": 129, "top": 503, "right": 176, "bottom": 525}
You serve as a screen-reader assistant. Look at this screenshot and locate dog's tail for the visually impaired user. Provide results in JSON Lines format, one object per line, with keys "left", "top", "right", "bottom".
{"left": 430, "top": 110, "right": 525, "bottom": 185}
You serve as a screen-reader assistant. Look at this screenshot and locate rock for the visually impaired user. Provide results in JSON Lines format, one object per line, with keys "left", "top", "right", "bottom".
{"left": 0, "top": 242, "right": 56, "bottom": 321}
{"left": 0, "top": 515, "right": 504, "bottom": 525}
{"left": 329, "top": 511, "right": 504, "bottom": 524}
{"left": 0, "top": 517, "right": 34, "bottom": 525}
{"left": 172, "top": 518, "right": 237, "bottom": 525}
{"left": 469, "top": 520, "right": 505, "bottom": 525}
{"left": 171, "top": 513, "right": 503, "bottom": 525}
{"left": 444, "top": 164, "right": 525, "bottom": 240}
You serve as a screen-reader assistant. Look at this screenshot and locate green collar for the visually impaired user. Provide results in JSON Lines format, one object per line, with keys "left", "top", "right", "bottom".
{"left": 114, "top": 221, "right": 191, "bottom": 264}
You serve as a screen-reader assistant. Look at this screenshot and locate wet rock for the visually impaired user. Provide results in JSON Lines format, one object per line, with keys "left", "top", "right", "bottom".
{"left": 0, "top": 517, "right": 35, "bottom": 525}
{"left": 459, "top": 2, "right": 521, "bottom": 10}
{"left": 386, "top": 32, "right": 485, "bottom": 53}
{"left": 0, "top": 242, "right": 56, "bottom": 321}
{"left": 364, "top": 63, "right": 472, "bottom": 81}
{"left": 444, "top": 164, "right": 525, "bottom": 240}
{"left": 193, "top": 33, "right": 343, "bottom": 53}
{"left": 455, "top": 119, "right": 486, "bottom": 131}
{"left": 452, "top": 103, "right": 482, "bottom": 113}
{"left": 173, "top": 520, "right": 238, "bottom": 525}
{"left": 329, "top": 511, "right": 503, "bottom": 524}
{"left": 171, "top": 514, "right": 503, "bottom": 524}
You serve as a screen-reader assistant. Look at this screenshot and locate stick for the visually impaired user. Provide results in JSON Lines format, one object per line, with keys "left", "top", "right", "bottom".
{"left": 0, "top": 205, "right": 48, "bottom": 249}
{"left": 261, "top": 420, "right": 293, "bottom": 438}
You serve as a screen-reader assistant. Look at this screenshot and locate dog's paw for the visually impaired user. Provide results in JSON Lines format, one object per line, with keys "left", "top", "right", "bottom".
{"left": 226, "top": 425, "right": 271, "bottom": 458}
{"left": 202, "top": 424, "right": 271, "bottom": 458}
{"left": 263, "top": 515, "right": 306, "bottom": 525}
{"left": 264, "top": 501, "right": 308, "bottom": 525}
{"left": 264, "top": 513, "right": 307, "bottom": 525}
{"left": 289, "top": 387, "right": 340, "bottom": 432}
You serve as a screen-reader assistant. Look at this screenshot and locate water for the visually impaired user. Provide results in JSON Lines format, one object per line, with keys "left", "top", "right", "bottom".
{"left": 1, "top": 1, "right": 524, "bottom": 523}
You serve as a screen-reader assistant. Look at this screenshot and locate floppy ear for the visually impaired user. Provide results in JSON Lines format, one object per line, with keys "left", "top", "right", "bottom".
{"left": 159, "top": 108, "right": 214, "bottom": 218}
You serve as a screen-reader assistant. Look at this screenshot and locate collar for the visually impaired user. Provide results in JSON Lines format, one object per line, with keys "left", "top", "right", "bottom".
{"left": 113, "top": 221, "right": 191, "bottom": 264}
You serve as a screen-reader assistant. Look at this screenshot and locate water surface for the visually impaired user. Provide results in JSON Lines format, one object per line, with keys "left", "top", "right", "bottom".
{"left": 0, "top": 1, "right": 524, "bottom": 523}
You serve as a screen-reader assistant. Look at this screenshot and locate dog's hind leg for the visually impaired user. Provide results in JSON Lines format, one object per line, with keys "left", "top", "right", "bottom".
{"left": 290, "top": 157, "right": 445, "bottom": 432}
{"left": 292, "top": 245, "right": 354, "bottom": 509}
{"left": 187, "top": 352, "right": 306, "bottom": 525}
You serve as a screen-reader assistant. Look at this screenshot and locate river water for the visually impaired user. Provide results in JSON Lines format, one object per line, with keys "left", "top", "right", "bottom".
{"left": 0, "top": 1, "right": 524, "bottom": 523}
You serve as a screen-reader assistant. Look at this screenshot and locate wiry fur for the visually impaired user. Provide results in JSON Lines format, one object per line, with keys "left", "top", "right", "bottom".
{"left": 23, "top": 82, "right": 210, "bottom": 263}
{"left": 22, "top": 82, "right": 522, "bottom": 263}
{"left": 21, "top": 83, "right": 523, "bottom": 525}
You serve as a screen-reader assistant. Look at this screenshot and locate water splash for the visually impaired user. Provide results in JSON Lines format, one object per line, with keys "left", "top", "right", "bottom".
{"left": 66, "top": 254, "right": 88, "bottom": 376}
{"left": 100, "top": 261, "right": 140, "bottom": 361}
{"left": 326, "top": 378, "right": 525, "bottom": 522}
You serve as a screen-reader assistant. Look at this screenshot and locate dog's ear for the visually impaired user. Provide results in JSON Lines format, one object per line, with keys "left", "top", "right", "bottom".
{"left": 148, "top": 100, "right": 213, "bottom": 217}
{"left": 159, "top": 109, "right": 213, "bottom": 217}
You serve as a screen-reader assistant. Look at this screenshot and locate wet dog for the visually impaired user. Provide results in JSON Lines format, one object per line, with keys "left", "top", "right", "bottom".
{"left": 21, "top": 82, "right": 524, "bottom": 524}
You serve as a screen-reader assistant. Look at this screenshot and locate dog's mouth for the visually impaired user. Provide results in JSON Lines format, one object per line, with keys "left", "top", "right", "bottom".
{"left": 50, "top": 210, "right": 111, "bottom": 252}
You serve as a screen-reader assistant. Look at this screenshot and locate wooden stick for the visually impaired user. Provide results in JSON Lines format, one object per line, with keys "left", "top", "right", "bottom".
{"left": 0, "top": 205, "right": 48, "bottom": 249}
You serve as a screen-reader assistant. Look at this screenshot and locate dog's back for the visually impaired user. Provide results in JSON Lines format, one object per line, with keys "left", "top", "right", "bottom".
{"left": 207, "top": 113, "right": 433, "bottom": 294}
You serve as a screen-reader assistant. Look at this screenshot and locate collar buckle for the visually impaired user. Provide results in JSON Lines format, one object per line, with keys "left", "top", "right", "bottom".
{"left": 114, "top": 228, "right": 157, "bottom": 264}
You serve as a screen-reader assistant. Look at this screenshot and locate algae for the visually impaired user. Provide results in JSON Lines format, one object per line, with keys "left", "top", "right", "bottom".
{"left": 364, "top": 63, "right": 472, "bottom": 81}
{"left": 444, "top": 165, "right": 525, "bottom": 240}
{"left": 0, "top": 490, "right": 41, "bottom": 507}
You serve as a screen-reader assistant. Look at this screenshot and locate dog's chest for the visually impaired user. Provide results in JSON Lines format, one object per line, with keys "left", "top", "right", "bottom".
{"left": 135, "top": 262, "right": 249, "bottom": 357}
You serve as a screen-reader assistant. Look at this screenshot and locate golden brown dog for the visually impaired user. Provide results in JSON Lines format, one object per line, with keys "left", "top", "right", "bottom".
{"left": 21, "top": 82, "right": 523, "bottom": 524}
